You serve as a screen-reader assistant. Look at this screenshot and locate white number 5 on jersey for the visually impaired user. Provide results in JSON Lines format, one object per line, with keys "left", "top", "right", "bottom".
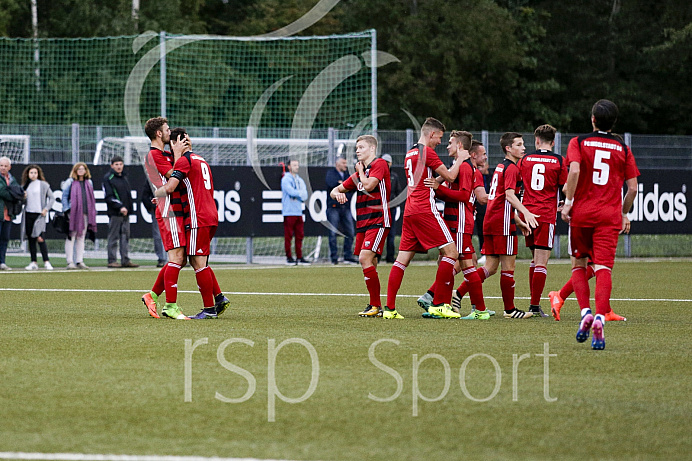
{"left": 593, "top": 150, "right": 611, "bottom": 186}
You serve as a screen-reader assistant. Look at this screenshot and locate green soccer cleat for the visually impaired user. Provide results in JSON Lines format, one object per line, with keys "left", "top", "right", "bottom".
{"left": 161, "top": 303, "right": 189, "bottom": 320}
{"left": 460, "top": 308, "right": 491, "bottom": 320}
{"left": 428, "top": 304, "right": 461, "bottom": 319}
{"left": 383, "top": 308, "right": 405, "bottom": 319}
{"left": 417, "top": 292, "right": 433, "bottom": 312}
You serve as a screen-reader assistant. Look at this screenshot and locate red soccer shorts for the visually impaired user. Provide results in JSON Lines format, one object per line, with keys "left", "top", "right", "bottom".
{"left": 399, "top": 212, "right": 454, "bottom": 252}
{"left": 354, "top": 227, "right": 389, "bottom": 256}
{"left": 456, "top": 232, "right": 475, "bottom": 260}
{"left": 157, "top": 216, "right": 186, "bottom": 252}
{"left": 569, "top": 225, "right": 619, "bottom": 268}
{"left": 186, "top": 226, "right": 217, "bottom": 256}
{"left": 525, "top": 222, "right": 555, "bottom": 250}
{"left": 482, "top": 234, "right": 518, "bottom": 256}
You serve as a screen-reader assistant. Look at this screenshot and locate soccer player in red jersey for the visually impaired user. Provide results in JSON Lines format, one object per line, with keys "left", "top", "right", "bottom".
{"left": 330, "top": 135, "right": 391, "bottom": 317}
{"left": 156, "top": 128, "right": 229, "bottom": 320}
{"left": 140, "top": 117, "right": 190, "bottom": 319}
{"left": 562, "top": 100, "right": 639, "bottom": 349}
{"left": 417, "top": 133, "right": 491, "bottom": 320}
{"left": 517, "top": 124, "right": 568, "bottom": 317}
{"left": 384, "top": 117, "right": 462, "bottom": 319}
{"left": 460, "top": 132, "right": 539, "bottom": 319}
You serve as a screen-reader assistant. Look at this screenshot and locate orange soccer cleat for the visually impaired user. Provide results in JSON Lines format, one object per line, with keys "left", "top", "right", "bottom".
{"left": 548, "top": 291, "right": 564, "bottom": 321}
{"left": 605, "top": 311, "right": 627, "bottom": 322}
{"left": 142, "top": 292, "right": 160, "bottom": 319}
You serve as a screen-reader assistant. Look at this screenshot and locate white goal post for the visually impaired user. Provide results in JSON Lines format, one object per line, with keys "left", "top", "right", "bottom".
{"left": 0, "top": 135, "right": 30, "bottom": 163}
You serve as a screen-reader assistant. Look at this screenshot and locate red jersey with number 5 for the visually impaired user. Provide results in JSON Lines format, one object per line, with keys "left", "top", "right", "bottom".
{"left": 483, "top": 159, "right": 521, "bottom": 236}
{"left": 403, "top": 144, "right": 444, "bottom": 217}
{"left": 566, "top": 132, "right": 639, "bottom": 228}
{"left": 518, "top": 149, "right": 568, "bottom": 224}
{"left": 171, "top": 152, "right": 218, "bottom": 229}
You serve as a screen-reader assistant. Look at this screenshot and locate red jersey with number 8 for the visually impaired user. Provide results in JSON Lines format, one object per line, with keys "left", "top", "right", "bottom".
{"left": 171, "top": 152, "right": 219, "bottom": 229}
{"left": 483, "top": 159, "right": 521, "bottom": 236}
{"left": 403, "top": 144, "right": 444, "bottom": 217}
{"left": 566, "top": 132, "right": 639, "bottom": 228}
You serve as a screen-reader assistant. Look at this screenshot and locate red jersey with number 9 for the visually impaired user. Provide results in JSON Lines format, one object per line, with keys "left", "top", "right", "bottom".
{"left": 171, "top": 151, "right": 219, "bottom": 229}
{"left": 566, "top": 132, "right": 639, "bottom": 228}
{"left": 403, "top": 144, "right": 444, "bottom": 217}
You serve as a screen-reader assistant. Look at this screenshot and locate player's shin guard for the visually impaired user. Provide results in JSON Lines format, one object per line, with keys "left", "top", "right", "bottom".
{"left": 531, "top": 265, "right": 547, "bottom": 306}
{"left": 164, "top": 262, "right": 182, "bottom": 304}
{"left": 195, "top": 266, "right": 215, "bottom": 308}
{"left": 456, "top": 266, "right": 488, "bottom": 298}
{"left": 500, "top": 271, "right": 515, "bottom": 311}
{"left": 464, "top": 266, "right": 486, "bottom": 311}
{"left": 152, "top": 264, "right": 166, "bottom": 296}
{"left": 432, "top": 257, "right": 456, "bottom": 305}
{"left": 594, "top": 267, "right": 613, "bottom": 316}
{"left": 363, "top": 266, "right": 381, "bottom": 307}
{"left": 571, "top": 266, "right": 591, "bottom": 310}
{"left": 386, "top": 261, "right": 407, "bottom": 310}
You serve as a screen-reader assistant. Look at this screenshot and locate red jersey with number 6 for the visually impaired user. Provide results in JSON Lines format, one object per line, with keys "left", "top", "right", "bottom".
{"left": 566, "top": 131, "right": 639, "bottom": 228}
{"left": 403, "top": 144, "right": 444, "bottom": 217}
{"left": 518, "top": 149, "right": 568, "bottom": 224}
{"left": 171, "top": 152, "right": 219, "bottom": 229}
{"left": 483, "top": 159, "right": 521, "bottom": 236}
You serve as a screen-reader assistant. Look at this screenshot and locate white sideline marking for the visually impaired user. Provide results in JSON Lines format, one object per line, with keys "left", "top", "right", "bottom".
{"left": 0, "top": 453, "right": 291, "bottom": 461}
{"left": 0, "top": 287, "right": 690, "bottom": 302}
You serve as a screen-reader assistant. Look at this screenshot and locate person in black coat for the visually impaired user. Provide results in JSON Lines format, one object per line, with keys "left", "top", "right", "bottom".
{"left": 103, "top": 156, "right": 138, "bottom": 268}
{"left": 381, "top": 154, "right": 402, "bottom": 263}
{"left": 325, "top": 156, "right": 356, "bottom": 264}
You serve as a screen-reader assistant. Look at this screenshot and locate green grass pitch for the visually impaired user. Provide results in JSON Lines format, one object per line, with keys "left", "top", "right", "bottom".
{"left": 1, "top": 259, "right": 691, "bottom": 460}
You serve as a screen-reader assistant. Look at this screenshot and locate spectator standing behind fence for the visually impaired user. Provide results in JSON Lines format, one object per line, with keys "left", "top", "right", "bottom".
{"left": 103, "top": 156, "right": 138, "bottom": 268}
{"left": 62, "top": 162, "right": 97, "bottom": 270}
{"left": 325, "top": 156, "right": 356, "bottom": 264}
{"left": 0, "top": 156, "right": 20, "bottom": 270}
{"left": 21, "top": 165, "right": 54, "bottom": 270}
{"left": 141, "top": 182, "right": 167, "bottom": 267}
{"left": 281, "top": 159, "right": 310, "bottom": 265}
{"left": 381, "top": 154, "right": 402, "bottom": 263}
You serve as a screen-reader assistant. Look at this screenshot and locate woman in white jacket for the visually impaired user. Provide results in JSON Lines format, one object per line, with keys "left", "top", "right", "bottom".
{"left": 21, "top": 165, "right": 55, "bottom": 270}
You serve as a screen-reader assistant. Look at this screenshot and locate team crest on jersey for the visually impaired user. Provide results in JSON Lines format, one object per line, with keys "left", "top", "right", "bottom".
{"left": 364, "top": 240, "right": 371, "bottom": 247}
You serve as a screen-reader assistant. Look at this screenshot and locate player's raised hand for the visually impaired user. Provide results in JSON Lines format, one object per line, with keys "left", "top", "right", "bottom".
{"left": 423, "top": 177, "right": 440, "bottom": 190}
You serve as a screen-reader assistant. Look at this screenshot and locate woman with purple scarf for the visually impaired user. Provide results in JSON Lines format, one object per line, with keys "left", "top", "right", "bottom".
{"left": 61, "top": 162, "right": 97, "bottom": 269}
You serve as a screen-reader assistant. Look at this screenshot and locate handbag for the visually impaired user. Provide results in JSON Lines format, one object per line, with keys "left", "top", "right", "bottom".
{"left": 52, "top": 211, "right": 70, "bottom": 235}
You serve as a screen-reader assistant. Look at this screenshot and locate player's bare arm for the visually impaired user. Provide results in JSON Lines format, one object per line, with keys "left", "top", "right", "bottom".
{"left": 505, "top": 188, "right": 539, "bottom": 228}
{"left": 621, "top": 177, "right": 638, "bottom": 234}
{"left": 329, "top": 184, "right": 349, "bottom": 205}
{"left": 561, "top": 161, "right": 580, "bottom": 223}
{"left": 434, "top": 162, "right": 460, "bottom": 184}
{"left": 474, "top": 185, "right": 488, "bottom": 205}
{"left": 155, "top": 177, "right": 180, "bottom": 198}
{"left": 514, "top": 211, "right": 531, "bottom": 236}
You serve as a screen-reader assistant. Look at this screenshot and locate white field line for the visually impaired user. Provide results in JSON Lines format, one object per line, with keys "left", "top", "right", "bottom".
{"left": 0, "top": 453, "right": 292, "bottom": 461}
{"left": 0, "top": 287, "right": 689, "bottom": 302}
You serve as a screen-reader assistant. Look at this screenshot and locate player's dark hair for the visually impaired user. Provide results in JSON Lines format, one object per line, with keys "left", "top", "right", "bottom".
{"left": 469, "top": 140, "right": 484, "bottom": 154}
{"left": 450, "top": 130, "right": 473, "bottom": 150}
{"left": 170, "top": 127, "right": 187, "bottom": 144}
{"left": 111, "top": 155, "right": 124, "bottom": 165}
{"left": 421, "top": 117, "right": 446, "bottom": 135}
{"left": 500, "top": 132, "right": 522, "bottom": 154}
{"left": 591, "top": 99, "right": 619, "bottom": 131}
{"left": 534, "top": 124, "right": 557, "bottom": 144}
{"left": 144, "top": 117, "right": 168, "bottom": 140}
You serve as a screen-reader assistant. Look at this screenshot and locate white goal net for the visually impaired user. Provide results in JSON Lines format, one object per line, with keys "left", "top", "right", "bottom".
{"left": 0, "top": 135, "right": 30, "bottom": 163}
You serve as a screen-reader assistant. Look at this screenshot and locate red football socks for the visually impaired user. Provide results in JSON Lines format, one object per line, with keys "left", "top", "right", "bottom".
{"left": 432, "top": 257, "right": 456, "bottom": 305}
{"left": 571, "top": 266, "right": 591, "bottom": 310}
{"left": 363, "top": 266, "right": 381, "bottom": 307}
{"left": 594, "top": 267, "right": 613, "bottom": 316}
{"left": 164, "top": 262, "right": 182, "bottom": 304}
{"left": 195, "top": 266, "right": 215, "bottom": 308}
{"left": 531, "top": 265, "right": 547, "bottom": 306}
{"left": 500, "top": 271, "right": 515, "bottom": 311}
{"left": 463, "top": 266, "right": 486, "bottom": 311}
{"left": 386, "top": 261, "right": 407, "bottom": 310}
{"left": 151, "top": 264, "right": 166, "bottom": 296}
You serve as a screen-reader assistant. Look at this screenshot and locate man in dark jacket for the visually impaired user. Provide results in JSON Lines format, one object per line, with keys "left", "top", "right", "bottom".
{"left": 382, "top": 154, "right": 402, "bottom": 263}
{"left": 103, "top": 156, "right": 138, "bottom": 268}
{"left": 325, "top": 156, "right": 356, "bottom": 264}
